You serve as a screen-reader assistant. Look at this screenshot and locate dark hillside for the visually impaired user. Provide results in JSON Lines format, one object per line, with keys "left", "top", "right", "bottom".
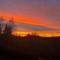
{"left": 0, "top": 33, "right": 60, "bottom": 60}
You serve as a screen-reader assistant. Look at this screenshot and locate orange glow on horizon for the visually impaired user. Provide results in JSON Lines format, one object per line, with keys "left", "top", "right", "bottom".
{"left": 12, "top": 29, "right": 60, "bottom": 37}
{"left": 12, "top": 31, "right": 32, "bottom": 37}
{"left": 12, "top": 28, "right": 32, "bottom": 36}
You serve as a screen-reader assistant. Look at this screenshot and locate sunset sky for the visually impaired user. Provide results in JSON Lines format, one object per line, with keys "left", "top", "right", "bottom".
{"left": 0, "top": 0, "right": 60, "bottom": 36}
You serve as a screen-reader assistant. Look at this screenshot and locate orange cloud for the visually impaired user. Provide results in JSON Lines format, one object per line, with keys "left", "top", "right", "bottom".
{"left": 0, "top": 11, "right": 60, "bottom": 29}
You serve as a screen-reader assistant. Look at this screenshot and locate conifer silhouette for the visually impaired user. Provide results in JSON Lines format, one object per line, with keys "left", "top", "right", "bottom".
{"left": 4, "top": 18, "right": 14, "bottom": 36}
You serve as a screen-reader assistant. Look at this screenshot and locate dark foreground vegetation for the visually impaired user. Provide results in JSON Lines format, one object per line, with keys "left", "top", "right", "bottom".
{"left": 0, "top": 33, "right": 60, "bottom": 60}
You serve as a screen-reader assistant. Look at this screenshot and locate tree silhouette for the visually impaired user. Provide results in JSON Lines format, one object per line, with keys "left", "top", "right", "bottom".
{"left": 0, "top": 17, "right": 5, "bottom": 34}
{"left": 3, "top": 18, "right": 15, "bottom": 36}
{"left": 4, "top": 24, "right": 11, "bottom": 36}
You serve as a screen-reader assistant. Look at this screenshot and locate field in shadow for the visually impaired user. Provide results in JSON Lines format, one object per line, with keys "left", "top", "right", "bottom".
{"left": 0, "top": 33, "right": 60, "bottom": 60}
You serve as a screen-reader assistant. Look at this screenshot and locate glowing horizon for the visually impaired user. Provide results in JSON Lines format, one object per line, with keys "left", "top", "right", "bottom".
{"left": 12, "top": 31, "right": 60, "bottom": 37}
{"left": 12, "top": 29, "right": 60, "bottom": 37}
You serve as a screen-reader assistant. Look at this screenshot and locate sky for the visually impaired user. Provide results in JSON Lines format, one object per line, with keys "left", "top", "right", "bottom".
{"left": 0, "top": 0, "right": 60, "bottom": 31}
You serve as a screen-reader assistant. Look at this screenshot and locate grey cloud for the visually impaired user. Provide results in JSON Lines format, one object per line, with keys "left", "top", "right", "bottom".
{"left": 14, "top": 22, "right": 60, "bottom": 31}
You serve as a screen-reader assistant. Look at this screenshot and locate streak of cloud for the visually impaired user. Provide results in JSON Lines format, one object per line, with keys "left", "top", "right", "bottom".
{"left": 0, "top": 0, "right": 60, "bottom": 30}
